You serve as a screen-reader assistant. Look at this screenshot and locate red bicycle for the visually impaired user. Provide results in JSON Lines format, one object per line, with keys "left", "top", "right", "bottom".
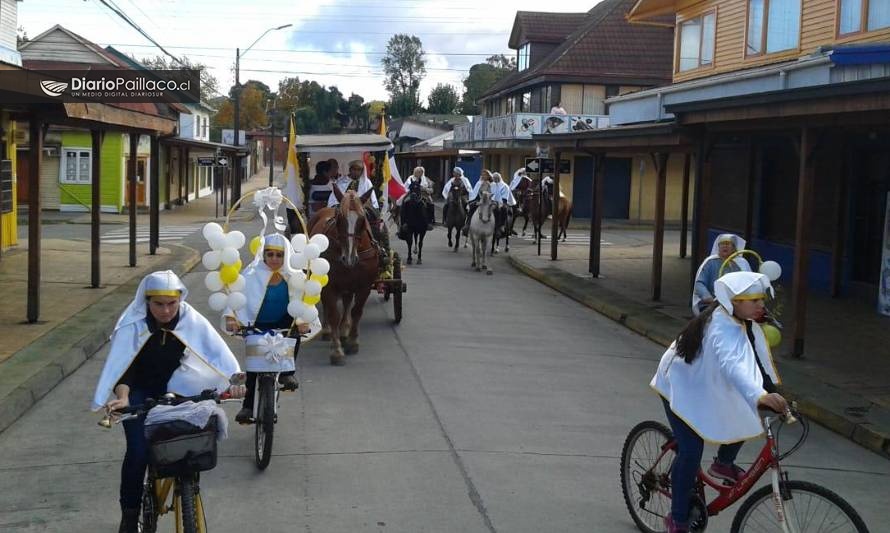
{"left": 620, "top": 405, "right": 869, "bottom": 532}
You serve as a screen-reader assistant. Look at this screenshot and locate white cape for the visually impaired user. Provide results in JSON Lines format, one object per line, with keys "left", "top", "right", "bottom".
{"left": 650, "top": 308, "right": 781, "bottom": 443}
{"left": 327, "top": 175, "right": 379, "bottom": 209}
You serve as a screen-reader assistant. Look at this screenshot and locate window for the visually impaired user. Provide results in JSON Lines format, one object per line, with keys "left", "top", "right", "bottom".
{"left": 746, "top": 0, "right": 801, "bottom": 56}
{"left": 518, "top": 43, "right": 530, "bottom": 71}
{"left": 839, "top": 0, "right": 890, "bottom": 35}
{"left": 678, "top": 11, "right": 717, "bottom": 71}
{"left": 61, "top": 148, "right": 92, "bottom": 184}
{"left": 520, "top": 91, "right": 531, "bottom": 112}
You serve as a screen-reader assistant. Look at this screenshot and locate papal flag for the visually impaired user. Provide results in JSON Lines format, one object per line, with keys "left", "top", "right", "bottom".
{"left": 282, "top": 113, "right": 303, "bottom": 210}
{"left": 378, "top": 114, "right": 405, "bottom": 209}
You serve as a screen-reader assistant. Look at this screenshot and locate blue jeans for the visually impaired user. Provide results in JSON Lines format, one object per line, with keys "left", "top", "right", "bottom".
{"left": 120, "top": 387, "right": 165, "bottom": 510}
{"left": 662, "top": 400, "right": 743, "bottom": 524}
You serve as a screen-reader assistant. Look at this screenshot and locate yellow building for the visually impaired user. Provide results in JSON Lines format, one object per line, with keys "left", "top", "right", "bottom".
{"left": 1, "top": 104, "right": 19, "bottom": 253}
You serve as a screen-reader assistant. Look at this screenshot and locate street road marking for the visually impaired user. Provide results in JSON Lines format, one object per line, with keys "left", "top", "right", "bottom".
{"left": 101, "top": 225, "right": 200, "bottom": 244}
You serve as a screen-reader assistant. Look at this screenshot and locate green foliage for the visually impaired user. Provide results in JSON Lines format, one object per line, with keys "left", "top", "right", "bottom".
{"left": 460, "top": 55, "right": 516, "bottom": 115}
{"left": 427, "top": 84, "right": 460, "bottom": 115}
{"left": 381, "top": 34, "right": 426, "bottom": 117}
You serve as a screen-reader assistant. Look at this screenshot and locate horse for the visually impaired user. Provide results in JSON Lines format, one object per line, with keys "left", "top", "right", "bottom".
{"left": 524, "top": 178, "right": 551, "bottom": 245}
{"left": 555, "top": 194, "right": 573, "bottom": 242}
{"left": 492, "top": 201, "right": 512, "bottom": 254}
{"left": 398, "top": 179, "right": 428, "bottom": 265}
{"left": 309, "top": 187, "right": 379, "bottom": 366}
{"left": 512, "top": 178, "right": 533, "bottom": 236}
{"left": 469, "top": 181, "right": 495, "bottom": 274}
{"left": 443, "top": 183, "right": 467, "bottom": 252}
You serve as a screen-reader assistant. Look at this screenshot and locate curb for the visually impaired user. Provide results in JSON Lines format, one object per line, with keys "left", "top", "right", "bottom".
{"left": 0, "top": 244, "right": 201, "bottom": 435}
{"left": 508, "top": 254, "right": 890, "bottom": 460}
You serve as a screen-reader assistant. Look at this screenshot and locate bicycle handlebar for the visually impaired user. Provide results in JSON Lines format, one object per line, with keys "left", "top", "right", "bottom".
{"left": 98, "top": 389, "right": 237, "bottom": 428}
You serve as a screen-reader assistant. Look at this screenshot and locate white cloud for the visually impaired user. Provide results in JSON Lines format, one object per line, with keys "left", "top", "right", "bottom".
{"left": 18, "top": 0, "right": 599, "bottom": 103}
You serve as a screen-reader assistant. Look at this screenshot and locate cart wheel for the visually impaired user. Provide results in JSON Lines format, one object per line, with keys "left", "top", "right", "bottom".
{"left": 392, "top": 258, "right": 403, "bottom": 324}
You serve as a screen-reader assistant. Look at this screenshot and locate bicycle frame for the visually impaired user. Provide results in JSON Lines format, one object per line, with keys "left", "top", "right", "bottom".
{"left": 147, "top": 469, "right": 208, "bottom": 533}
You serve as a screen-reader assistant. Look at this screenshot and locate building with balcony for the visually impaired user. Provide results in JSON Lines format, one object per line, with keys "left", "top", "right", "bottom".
{"left": 452, "top": 0, "right": 674, "bottom": 221}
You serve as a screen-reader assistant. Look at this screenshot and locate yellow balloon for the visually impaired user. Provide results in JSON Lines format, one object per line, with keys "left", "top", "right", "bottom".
{"left": 302, "top": 294, "right": 321, "bottom": 305}
{"left": 310, "top": 274, "right": 329, "bottom": 287}
{"left": 761, "top": 324, "right": 782, "bottom": 348}
{"left": 220, "top": 265, "right": 239, "bottom": 285}
{"left": 249, "top": 236, "right": 262, "bottom": 256}
{"left": 234, "top": 259, "right": 242, "bottom": 272}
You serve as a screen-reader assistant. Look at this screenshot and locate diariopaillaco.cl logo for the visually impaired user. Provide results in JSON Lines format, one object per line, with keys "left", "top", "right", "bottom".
{"left": 40, "top": 80, "right": 69, "bottom": 97}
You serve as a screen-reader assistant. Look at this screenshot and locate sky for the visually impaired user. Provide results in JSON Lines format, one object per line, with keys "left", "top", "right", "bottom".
{"left": 18, "top": 0, "right": 598, "bottom": 104}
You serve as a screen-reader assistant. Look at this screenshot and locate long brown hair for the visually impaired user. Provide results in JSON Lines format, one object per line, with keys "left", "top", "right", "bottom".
{"left": 675, "top": 302, "right": 719, "bottom": 363}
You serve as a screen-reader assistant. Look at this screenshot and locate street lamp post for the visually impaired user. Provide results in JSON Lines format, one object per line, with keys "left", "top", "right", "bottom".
{"left": 232, "top": 23, "right": 292, "bottom": 203}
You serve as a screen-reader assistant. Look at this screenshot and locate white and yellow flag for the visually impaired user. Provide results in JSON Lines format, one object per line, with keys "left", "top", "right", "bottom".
{"left": 282, "top": 113, "right": 303, "bottom": 210}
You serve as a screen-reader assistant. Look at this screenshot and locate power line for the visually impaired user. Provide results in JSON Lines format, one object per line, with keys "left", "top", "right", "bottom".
{"left": 93, "top": 0, "right": 186, "bottom": 66}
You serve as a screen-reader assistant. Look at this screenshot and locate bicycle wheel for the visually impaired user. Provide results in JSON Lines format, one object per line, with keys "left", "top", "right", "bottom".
{"left": 254, "top": 375, "right": 275, "bottom": 470}
{"left": 178, "top": 476, "right": 199, "bottom": 533}
{"left": 731, "top": 480, "right": 869, "bottom": 533}
{"left": 620, "top": 421, "right": 675, "bottom": 533}
{"left": 140, "top": 473, "right": 158, "bottom": 533}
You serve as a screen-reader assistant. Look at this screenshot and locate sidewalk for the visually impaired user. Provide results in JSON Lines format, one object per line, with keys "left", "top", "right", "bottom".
{"left": 508, "top": 225, "right": 890, "bottom": 460}
{"left": 0, "top": 169, "right": 275, "bottom": 433}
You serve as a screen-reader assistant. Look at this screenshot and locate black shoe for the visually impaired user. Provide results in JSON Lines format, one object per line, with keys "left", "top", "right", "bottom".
{"left": 235, "top": 407, "right": 253, "bottom": 424}
{"left": 279, "top": 374, "right": 299, "bottom": 391}
{"left": 119, "top": 508, "right": 139, "bottom": 533}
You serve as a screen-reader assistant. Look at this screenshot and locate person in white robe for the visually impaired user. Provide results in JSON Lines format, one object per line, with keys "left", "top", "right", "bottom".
{"left": 509, "top": 167, "right": 531, "bottom": 191}
{"left": 692, "top": 233, "right": 751, "bottom": 315}
{"left": 463, "top": 170, "right": 494, "bottom": 235}
{"left": 490, "top": 172, "right": 517, "bottom": 207}
{"left": 327, "top": 159, "right": 379, "bottom": 209}
{"left": 397, "top": 166, "right": 436, "bottom": 229}
{"left": 441, "top": 166, "right": 472, "bottom": 226}
{"left": 651, "top": 271, "right": 787, "bottom": 532}
{"left": 92, "top": 271, "right": 244, "bottom": 531}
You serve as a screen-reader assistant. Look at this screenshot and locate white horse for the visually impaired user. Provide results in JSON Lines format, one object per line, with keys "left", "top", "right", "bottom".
{"left": 469, "top": 182, "right": 495, "bottom": 275}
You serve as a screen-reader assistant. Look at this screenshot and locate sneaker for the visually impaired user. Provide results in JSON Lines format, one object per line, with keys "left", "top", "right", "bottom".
{"left": 279, "top": 374, "right": 299, "bottom": 391}
{"left": 235, "top": 407, "right": 253, "bottom": 424}
{"left": 707, "top": 460, "right": 745, "bottom": 484}
{"left": 664, "top": 515, "right": 689, "bottom": 533}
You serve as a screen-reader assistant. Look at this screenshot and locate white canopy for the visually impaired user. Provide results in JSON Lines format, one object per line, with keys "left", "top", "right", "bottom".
{"left": 294, "top": 134, "right": 393, "bottom": 153}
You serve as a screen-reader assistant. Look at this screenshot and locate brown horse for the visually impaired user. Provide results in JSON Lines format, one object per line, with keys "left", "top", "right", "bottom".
{"left": 309, "top": 186, "right": 379, "bottom": 366}
{"left": 524, "top": 178, "right": 550, "bottom": 244}
{"left": 554, "top": 195, "right": 573, "bottom": 241}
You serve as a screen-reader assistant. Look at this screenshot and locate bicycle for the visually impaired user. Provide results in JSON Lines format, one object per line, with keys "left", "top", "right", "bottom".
{"left": 620, "top": 404, "right": 870, "bottom": 532}
{"left": 234, "top": 325, "right": 300, "bottom": 470}
{"left": 99, "top": 388, "right": 241, "bottom": 533}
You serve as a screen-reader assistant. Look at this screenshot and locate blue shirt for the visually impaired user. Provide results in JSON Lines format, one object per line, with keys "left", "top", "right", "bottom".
{"left": 255, "top": 280, "right": 289, "bottom": 329}
{"left": 694, "top": 257, "right": 745, "bottom": 299}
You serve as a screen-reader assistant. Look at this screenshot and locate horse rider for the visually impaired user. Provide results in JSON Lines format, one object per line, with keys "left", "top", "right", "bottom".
{"left": 398, "top": 166, "right": 436, "bottom": 231}
{"left": 509, "top": 167, "right": 531, "bottom": 192}
{"left": 327, "top": 160, "right": 392, "bottom": 279}
{"left": 541, "top": 175, "right": 565, "bottom": 215}
{"left": 441, "top": 167, "right": 472, "bottom": 224}
{"left": 462, "top": 169, "right": 494, "bottom": 235}
{"left": 491, "top": 172, "right": 517, "bottom": 237}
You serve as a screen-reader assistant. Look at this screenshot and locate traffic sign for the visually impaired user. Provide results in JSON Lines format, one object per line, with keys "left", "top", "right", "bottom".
{"left": 524, "top": 157, "right": 570, "bottom": 175}
{"left": 197, "top": 156, "right": 215, "bottom": 167}
{"left": 217, "top": 157, "right": 228, "bottom": 166}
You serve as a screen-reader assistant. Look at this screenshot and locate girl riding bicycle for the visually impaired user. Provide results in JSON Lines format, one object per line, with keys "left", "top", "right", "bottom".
{"left": 651, "top": 271, "right": 788, "bottom": 533}
{"left": 92, "top": 270, "right": 245, "bottom": 533}
{"left": 223, "top": 233, "right": 310, "bottom": 423}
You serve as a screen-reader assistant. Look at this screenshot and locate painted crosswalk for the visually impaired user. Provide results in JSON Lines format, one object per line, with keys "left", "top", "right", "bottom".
{"left": 518, "top": 232, "right": 611, "bottom": 246}
{"left": 101, "top": 225, "right": 201, "bottom": 244}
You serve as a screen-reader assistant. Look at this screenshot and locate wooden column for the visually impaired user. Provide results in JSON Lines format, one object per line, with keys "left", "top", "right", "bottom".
{"left": 90, "top": 130, "right": 103, "bottom": 288}
{"left": 791, "top": 128, "right": 816, "bottom": 357}
{"left": 652, "top": 152, "right": 669, "bottom": 301}
{"left": 550, "top": 150, "right": 561, "bottom": 260}
{"left": 184, "top": 147, "right": 191, "bottom": 204}
{"left": 589, "top": 154, "right": 605, "bottom": 277}
{"left": 178, "top": 147, "right": 186, "bottom": 205}
{"left": 26, "top": 117, "right": 42, "bottom": 323}
{"left": 744, "top": 139, "right": 759, "bottom": 245}
{"left": 149, "top": 135, "right": 160, "bottom": 255}
{"left": 164, "top": 145, "right": 172, "bottom": 209}
{"left": 690, "top": 136, "right": 712, "bottom": 290}
{"left": 679, "top": 153, "right": 691, "bottom": 258}
{"left": 831, "top": 140, "right": 850, "bottom": 298}
{"left": 128, "top": 132, "right": 138, "bottom": 267}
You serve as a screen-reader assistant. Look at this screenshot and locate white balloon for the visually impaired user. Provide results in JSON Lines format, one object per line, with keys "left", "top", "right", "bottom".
{"left": 303, "top": 243, "right": 321, "bottom": 261}
{"left": 227, "top": 291, "right": 247, "bottom": 311}
{"left": 287, "top": 300, "right": 307, "bottom": 318}
{"left": 304, "top": 280, "right": 322, "bottom": 296}
{"left": 208, "top": 291, "right": 228, "bottom": 311}
{"left": 288, "top": 273, "right": 306, "bottom": 291}
{"left": 202, "top": 222, "right": 224, "bottom": 240}
{"left": 229, "top": 275, "right": 246, "bottom": 292}
{"left": 309, "top": 257, "right": 330, "bottom": 276}
{"left": 204, "top": 271, "right": 224, "bottom": 292}
{"left": 226, "top": 230, "right": 246, "bottom": 249}
{"left": 290, "top": 252, "right": 308, "bottom": 270}
{"left": 291, "top": 233, "right": 308, "bottom": 252}
{"left": 309, "top": 234, "right": 329, "bottom": 252}
{"left": 202, "top": 250, "right": 221, "bottom": 270}
{"left": 759, "top": 260, "right": 782, "bottom": 282}
{"left": 220, "top": 247, "right": 240, "bottom": 265}
{"left": 208, "top": 232, "right": 227, "bottom": 251}
{"left": 300, "top": 305, "right": 319, "bottom": 324}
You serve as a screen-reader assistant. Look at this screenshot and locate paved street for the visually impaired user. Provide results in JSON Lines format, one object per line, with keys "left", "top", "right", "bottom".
{"left": 0, "top": 226, "right": 888, "bottom": 533}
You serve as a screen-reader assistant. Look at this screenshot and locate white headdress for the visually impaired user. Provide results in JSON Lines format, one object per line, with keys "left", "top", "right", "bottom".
{"left": 453, "top": 167, "right": 464, "bottom": 177}
{"left": 714, "top": 271, "right": 774, "bottom": 314}
{"left": 711, "top": 233, "right": 747, "bottom": 256}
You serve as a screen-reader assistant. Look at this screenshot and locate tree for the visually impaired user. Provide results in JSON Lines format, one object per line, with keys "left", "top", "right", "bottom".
{"left": 460, "top": 55, "right": 516, "bottom": 115}
{"left": 212, "top": 83, "right": 269, "bottom": 131}
{"left": 427, "top": 84, "right": 460, "bottom": 115}
{"left": 140, "top": 55, "right": 220, "bottom": 103}
{"left": 381, "top": 34, "right": 426, "bottom": 116}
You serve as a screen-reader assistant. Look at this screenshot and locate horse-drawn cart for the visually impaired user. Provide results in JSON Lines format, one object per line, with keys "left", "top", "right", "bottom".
{"left": 294, "top": 133, "right": 407, "bottom": 326}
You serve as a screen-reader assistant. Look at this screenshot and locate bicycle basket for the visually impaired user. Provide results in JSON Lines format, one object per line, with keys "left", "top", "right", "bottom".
{"left": 147, "top": 415, "right": 218, "bottom": 478}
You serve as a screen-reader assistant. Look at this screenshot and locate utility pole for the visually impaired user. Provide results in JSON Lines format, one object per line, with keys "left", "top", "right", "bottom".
{"left": 232, "top": 47, "right": 241, "bottom": 202}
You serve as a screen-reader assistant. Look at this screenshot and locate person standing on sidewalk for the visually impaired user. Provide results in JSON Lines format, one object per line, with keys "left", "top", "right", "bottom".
{"left": 692, "top": 233, "right": 751, "bottom": 315}
{"left": 651, "top": 271, "right": 786, "bottom": 533}
{"left": 92, "top": 271, "right": 244, "bottom": 533}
